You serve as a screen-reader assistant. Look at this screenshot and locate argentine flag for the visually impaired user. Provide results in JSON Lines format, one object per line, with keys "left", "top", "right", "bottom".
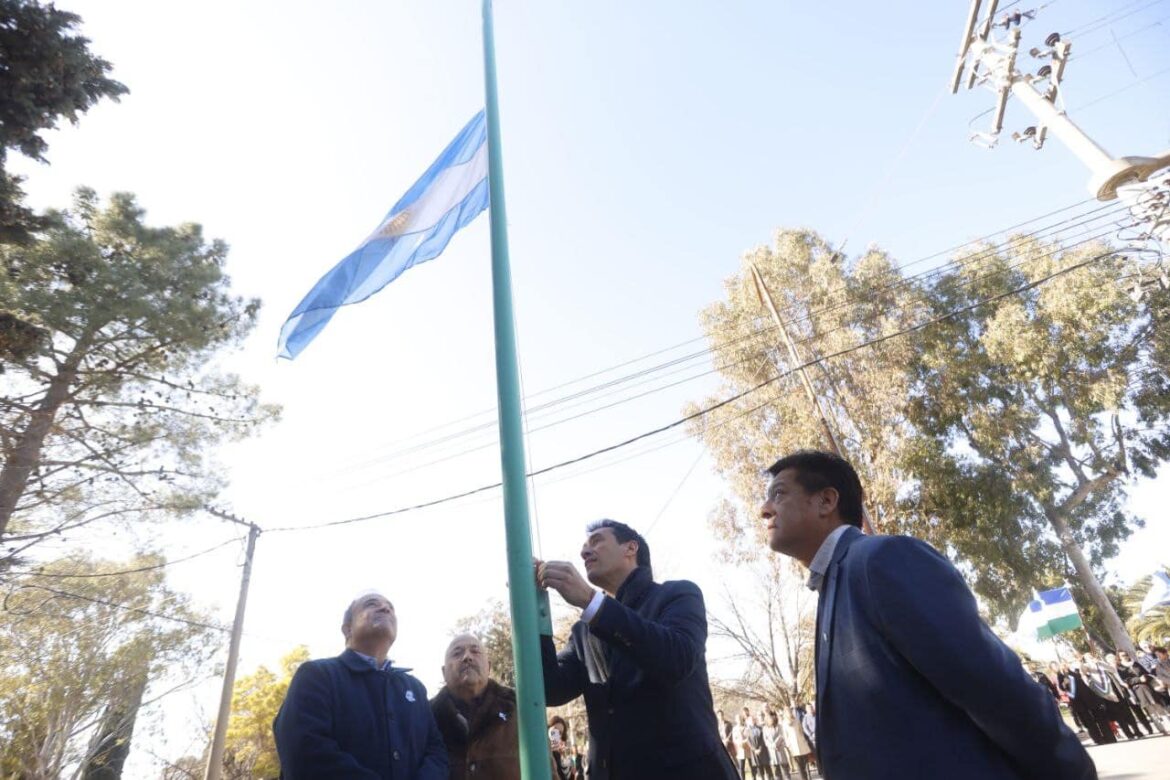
{"left": 278, "top": 110, "right": 489, "bottom": 359}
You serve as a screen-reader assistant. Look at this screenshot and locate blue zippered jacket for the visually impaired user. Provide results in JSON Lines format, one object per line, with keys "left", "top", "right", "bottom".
{"left": 274, "top": 649, "right": 448, "bottom": 779}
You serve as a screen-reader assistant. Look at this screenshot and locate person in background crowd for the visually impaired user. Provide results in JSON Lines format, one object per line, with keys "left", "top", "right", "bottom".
{"left": 273, "top": 591, "right": 447, "bottom": 780}
{"left": 1115, "top": 650, "right": 1169, "bottom": 734}
{"left": 1154, "top": 647, "right": 1170, "bottom": 693}
{"left": 747, "top": 712, "right": 773, "bottom": 780}
{"left": 763, "top": 710, "right": 790, "bottom": 780}
{"left": 800, "top": 703, "right": 816, "bottom": 756}
{"left": 1065, "top": 660, "right": 1114, "bottom": 745}
{"left": 430, "top": 634, "right": 525, "bottom": 780}
{"left": 780, "top": 710, "right": 812, "bottom": 780}
{"left": 1105, "top": 652, "right": 1156, "bottom": 736}
{"left": 759, "top": 450, "right": 1095, "bottom": 779}
{"left": 740, "top": 707, "right": 758, "bottom": 778}
{"left": 537, "top": 519, "right": 739, "bottom": 780}
{"left": 1055, "top": 662, "right": 1086, "bottom": 733}
{"left": 1033, "top": 664, "right": 1059, "bottom": 704}
{"left": 718, "top": 710, "right": 738, "bottom": 770}
{"left": 548, "top": 715, "right": 578, "bottom": 780}
{"left": 734, "top": 713, "right": 752, "bottom": 779}
{"left": 1082, "top": 653, "right": 1141, "bottom": 739}
{"left": 1135, "top": 641, "right": 1159, "bottom": 673}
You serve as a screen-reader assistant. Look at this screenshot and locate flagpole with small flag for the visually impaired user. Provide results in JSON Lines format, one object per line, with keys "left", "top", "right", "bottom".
{"left": 481, "top": 3, "right": 554, "bottom": 780}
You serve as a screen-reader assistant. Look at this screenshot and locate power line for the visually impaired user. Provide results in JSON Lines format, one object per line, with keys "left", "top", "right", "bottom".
{"left": 1071, "top": 13, "right": 1170, "bottom": 60}
{"left": 1063, "top": 0, "right": 1169, "bottom": 37}
{"left": 310, "top": 210, "right": 1131, "bottom": 493}
{"left": 6, "top": 536, "right": 245, "bottom": 580}
{"left": 316, "top": 201, "right": 1128, "bottom": 482}
{"left": 267, "top": 245, "right": 1122, "bottom": 535}
{"left": 645, "top": 450, "right": 707, "bottom": 536}
{"left": 316, "top": 228, "right": 1126, "bottom": 503}
{"left": 323, "top": 198, "right": 1116, "bottom": 473}
{"left": 1073, "top": 63, "right": 1170, "bottom": 111}
{"left": 5, "top": 582, "right": 231, "bottom": 633}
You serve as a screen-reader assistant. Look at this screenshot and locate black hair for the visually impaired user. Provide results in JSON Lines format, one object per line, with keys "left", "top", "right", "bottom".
{"left": 767, "top": 450, "right": 864, "bottom": 529}
{"left": 586, "top": 518, "right": 652, "bottom": 574}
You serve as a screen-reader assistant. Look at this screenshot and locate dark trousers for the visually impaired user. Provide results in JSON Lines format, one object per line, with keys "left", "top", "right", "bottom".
{"left": 752, "top": 753, "right": 774, "bottom": 780}
{"left": 790, "top": 755, "right": 812, "bottom": 780}
{"left": 1072, "top": 699, "right": 1115, "bottom": 744}
{"left": 1109, "top": 699, "right": 1142, "bottom": 738}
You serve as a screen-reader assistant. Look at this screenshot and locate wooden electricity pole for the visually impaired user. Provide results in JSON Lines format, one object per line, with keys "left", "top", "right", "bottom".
{"left": 203, "top": 508, "right": 261, "bottom": 780}
{"left": 750, "top": 262, "right": 877, "bottom": 534}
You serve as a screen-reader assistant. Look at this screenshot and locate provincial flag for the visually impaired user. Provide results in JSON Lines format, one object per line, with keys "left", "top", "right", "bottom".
{"left": 1018, "top": 586, "right": 1083, "bottom": 641}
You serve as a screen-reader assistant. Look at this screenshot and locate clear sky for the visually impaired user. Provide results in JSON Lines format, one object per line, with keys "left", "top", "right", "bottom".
{"left": 9, "top": 0, "right": 1170, "bottom": 772}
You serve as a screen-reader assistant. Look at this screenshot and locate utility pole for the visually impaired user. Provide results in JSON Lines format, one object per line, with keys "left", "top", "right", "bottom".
{"left": 947, "top": 2, "right": 1147, "bottom": 659}
{"left": 749, "top": 263, "right": 877, "bottom": 534}
{"left": 203, "top": 507, "right": 261, "bottom": 780}
{"left": 949, "top": 0, "right": 1170, "bottom": 279}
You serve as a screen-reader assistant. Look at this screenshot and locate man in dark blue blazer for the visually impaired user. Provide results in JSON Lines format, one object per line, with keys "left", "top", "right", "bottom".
{"left": 273, "top": 591, "right": 448, "bottom": 779}
{"left": 760, "top": 451, "right": 1095, "bottom": 780}
{"left": 537, "top": 520, "right": 739, "bottom": 780}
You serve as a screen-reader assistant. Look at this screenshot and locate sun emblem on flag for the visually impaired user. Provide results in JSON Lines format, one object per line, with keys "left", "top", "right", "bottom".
{"left": 377, "top": 210, "right": 412, "bottom": 238}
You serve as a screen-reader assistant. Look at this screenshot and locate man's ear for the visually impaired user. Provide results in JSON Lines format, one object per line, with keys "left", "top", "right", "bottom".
{"left": 818, "top": 486, "right": 840, "bottom": 517}
{"left": 625, "top": 540, "right": 639, "bottom": 560}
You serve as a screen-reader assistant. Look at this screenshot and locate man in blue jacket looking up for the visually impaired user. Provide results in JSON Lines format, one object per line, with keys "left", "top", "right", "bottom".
{"left": 760, "top": 450, "right": 1095, "bottom": 780}
{"left": 274, "top": 591, "right": 448, "bottom": 779}
{"left": 536, "top": 519, "right": 739, "bottom": 780}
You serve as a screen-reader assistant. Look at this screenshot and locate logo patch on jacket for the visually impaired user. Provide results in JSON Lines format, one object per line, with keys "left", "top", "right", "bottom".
{"left": 405, "top": 690, "right": 416, "bottom": 702}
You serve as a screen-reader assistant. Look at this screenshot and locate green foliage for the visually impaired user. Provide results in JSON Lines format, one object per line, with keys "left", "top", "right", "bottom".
{"left": 0, "top": 553, "right": 218, "bottom": 779}
{"left": 904, "top": 237, "right": 1168, "bottom": 630}
{"left": 686, "top": 229, "right": 925, "bottom": 539}
{"left": 0, "top": 0, "right": 127, "bottom": 244}
{"left": 220, "top": 646, "right": 309, "bottom": 780}
{"left": 0, "top": 189, "right": 279, "bottom": 559}
{"left": 689, "top": 228, "right": 1169, "bottom": 643}
{"left": 1124, "top": 567, "right": 1170, "bottom": 645}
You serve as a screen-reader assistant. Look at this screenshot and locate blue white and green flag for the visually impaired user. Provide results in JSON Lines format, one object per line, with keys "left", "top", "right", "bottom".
{"left": 1018, "top": 586, "right": 1083, "bottom": 640}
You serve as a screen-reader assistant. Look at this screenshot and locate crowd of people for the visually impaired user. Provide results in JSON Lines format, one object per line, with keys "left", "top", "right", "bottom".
{"left": 269, "top": 450, "right": 1103, "bottom": 779}
{"left": 1033, "top": 644, "right": 1170, "bottom": 744}
{"left": 719, "top": 706, "right": 816, "bottom": 780}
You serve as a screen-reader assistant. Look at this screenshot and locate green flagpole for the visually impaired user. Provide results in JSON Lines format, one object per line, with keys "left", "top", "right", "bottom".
{"left": 481, "top": 2, "right": 553, "bottom": 779}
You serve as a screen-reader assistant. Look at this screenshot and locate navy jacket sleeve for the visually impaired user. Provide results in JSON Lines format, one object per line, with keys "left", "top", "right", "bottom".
{"left": 541, "top": 633, "right": 587, "bottom": 706}
{"left": 413, "top": 678, "right": 449, "bottom": 780}
{"left": 588, "top": 580, "right": 706, "bottom": 686}
{"left": 864, "top": 538, "right": 1095, "bottom": 780}
{"left": 273, "top": 662, "right": 381, "bottom": 780}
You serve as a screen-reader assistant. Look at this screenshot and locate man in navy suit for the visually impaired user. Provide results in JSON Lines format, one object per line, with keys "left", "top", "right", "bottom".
{"left": 274, "top": 591, "right": 448, "bottom": 779}
{"left": 760, "top": 451, "right": 1095, "bottom": 780}
{"left": 537, "top": 519, "right": 739, "bottom": 780}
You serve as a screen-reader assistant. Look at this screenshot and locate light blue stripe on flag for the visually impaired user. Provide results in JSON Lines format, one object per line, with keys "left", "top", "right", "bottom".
{"left": 278, "top": 110, "right": 489, "bottom": 359}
